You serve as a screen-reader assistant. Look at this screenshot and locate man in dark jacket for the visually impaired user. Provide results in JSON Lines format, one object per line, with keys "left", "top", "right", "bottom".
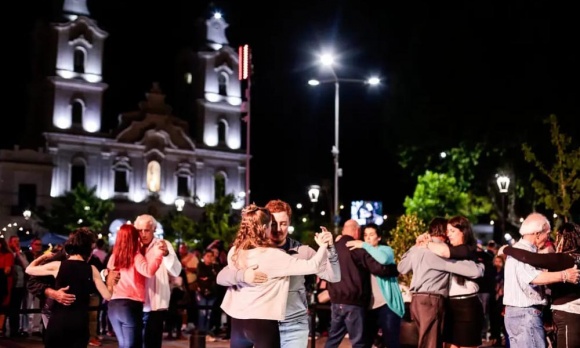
{"left": 325, "top": 219, "right": 399, "bottom": 348}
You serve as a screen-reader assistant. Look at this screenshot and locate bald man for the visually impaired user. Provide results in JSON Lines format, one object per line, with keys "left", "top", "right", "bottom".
{"left": 325, "top": 219, "right": 399, "bottom": 348}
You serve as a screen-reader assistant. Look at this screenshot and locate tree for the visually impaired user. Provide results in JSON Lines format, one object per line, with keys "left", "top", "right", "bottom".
{"left": 400, "top": 144, "right": 493, "bottom": 223}
{"left": 198, "top": 194, "right": 239, "bottom": 248}
{"left": 522, "top": 114, "right": 580, "bottom": 223}
{"left": 159, "top": 212, "right": 202, "bottom": 249}
{"left": 403, "top": 171, "right": 490, "bottom": 222}
{"left": 34, "top": 184, "right": 115, "bottom": 235}
{"left": 389, "top": 214, "right": 426, "bottom": 286}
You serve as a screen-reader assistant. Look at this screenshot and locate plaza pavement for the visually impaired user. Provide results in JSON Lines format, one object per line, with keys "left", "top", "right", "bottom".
{"left": 0, "top": 334, "right": 353, "bottom": 348}
{"left": 0, "top": 334, "right": 505, "bottom": 348}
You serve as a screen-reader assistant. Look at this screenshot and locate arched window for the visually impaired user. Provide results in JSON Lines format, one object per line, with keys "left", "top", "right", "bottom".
{"left": 113, "top": 157, "right": 132, "bottom": 194}
{"left": 217, "top": 119, "right": 227, "bottom": 145}
{"left": 71, "top": 99, "right": 83, "bottom": 125}
{"left": 214, "top": 172, "right": 226, "bottom": 199}
{"left": 70, "top": 158, "right": 86, "bottom": 189}
{"left": 175, "top": 162, "right": 193, "bottom": 198}
{"left": 218, "top": 72, "right": 228, "bottom": 96}
{"left": 73, "top": 48, "right": 85, "bottom": 74}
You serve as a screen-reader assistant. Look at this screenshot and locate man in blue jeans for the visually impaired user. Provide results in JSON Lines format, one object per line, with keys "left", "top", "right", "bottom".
{"left": 325, "top": 219, "right": 400, "bottom": 348}
{"left": 503, "top": 213, "right": 579, "bottom": 348}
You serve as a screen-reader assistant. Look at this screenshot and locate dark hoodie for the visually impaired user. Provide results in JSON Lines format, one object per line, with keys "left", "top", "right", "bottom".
{"left": 328, "top": 235, "right": 399, "bottom": 307}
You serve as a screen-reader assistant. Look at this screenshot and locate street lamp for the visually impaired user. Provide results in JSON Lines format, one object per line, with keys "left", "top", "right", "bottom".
{"left": 309, "top": 53, "right": 380, "bottom": 233}
{"left": 308, "top": 185, "right": 321, "bottom": 203}
{"left": 496, "top": 175, "right": 510, "bottom": 242}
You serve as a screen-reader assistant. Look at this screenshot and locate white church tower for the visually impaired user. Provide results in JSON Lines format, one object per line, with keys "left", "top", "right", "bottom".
{"left": 195, "top": 12, "right": 243, "bottom": 151}
{"left": 49, "top": 0, "right": 108, "bottom": 134}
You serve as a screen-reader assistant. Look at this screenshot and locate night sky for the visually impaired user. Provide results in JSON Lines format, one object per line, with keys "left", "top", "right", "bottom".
{"left": 7, "top": 0, "right": 580, "bottom": 218}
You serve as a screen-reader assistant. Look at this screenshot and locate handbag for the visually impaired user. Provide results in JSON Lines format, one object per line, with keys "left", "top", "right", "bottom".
{"left": 317, "top": 289, "right": 331, "bottom": 304}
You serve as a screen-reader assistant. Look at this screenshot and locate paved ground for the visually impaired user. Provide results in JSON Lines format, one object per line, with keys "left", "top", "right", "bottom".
{"left": 0, "top": 334, "right": 353, "bottom": 347}
{"left": 0, "top": 334, "right": 505, "bottom": 348}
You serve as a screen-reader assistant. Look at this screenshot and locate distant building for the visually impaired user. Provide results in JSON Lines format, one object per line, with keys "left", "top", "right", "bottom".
{"left": 0, "top": 1, "right": 247, "bottom": 238}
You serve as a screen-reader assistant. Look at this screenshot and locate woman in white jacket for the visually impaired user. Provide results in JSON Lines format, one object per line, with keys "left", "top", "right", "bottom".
{"left": 220, "top": 204, "right": 332, "bottom": 348}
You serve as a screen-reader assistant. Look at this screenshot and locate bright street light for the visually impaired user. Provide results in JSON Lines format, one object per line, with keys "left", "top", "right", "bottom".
{"left": 309, "top": 53, "right": 380, "bottom": 232}
{"left": 367, "top": 77, "right": 380, "bottom": 85}
{"left": 320, "top": 54, "right": 335, "bottom": 66}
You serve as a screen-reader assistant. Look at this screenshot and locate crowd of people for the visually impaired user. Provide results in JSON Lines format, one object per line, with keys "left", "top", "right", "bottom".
{"left": 0, "top": 204, "right": 579, "bottom": 348}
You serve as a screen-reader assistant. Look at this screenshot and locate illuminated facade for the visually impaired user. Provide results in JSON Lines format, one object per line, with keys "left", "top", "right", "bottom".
{"left": 0, "top": 2, "right": 246, "bottom": 235}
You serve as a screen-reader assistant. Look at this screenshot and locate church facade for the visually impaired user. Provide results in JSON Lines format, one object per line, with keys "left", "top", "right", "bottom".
{"left": 0, "top": 1, "right": 247, "bottom": 238}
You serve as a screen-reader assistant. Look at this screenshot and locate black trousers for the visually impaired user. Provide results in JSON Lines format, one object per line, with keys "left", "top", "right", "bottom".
{"left": 143, "top": 310, "right": 166, "bottom": 348}
{"left": 553, "top": 309, "right": 580, "bottom": 348}
{"left": 230, "top": 317, "right": 280, "bottom": 348}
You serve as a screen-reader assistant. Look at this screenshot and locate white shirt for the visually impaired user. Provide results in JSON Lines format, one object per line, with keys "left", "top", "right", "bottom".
{"left": 143, "top": 238, "right": 182, "bottom": 312}
{"left": 503, "top": 239, "right": 545, "bottom": 307}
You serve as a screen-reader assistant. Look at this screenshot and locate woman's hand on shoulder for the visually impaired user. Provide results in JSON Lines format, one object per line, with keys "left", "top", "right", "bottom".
{"left": 345, "top": 240, "right": 363, "bottom": 250}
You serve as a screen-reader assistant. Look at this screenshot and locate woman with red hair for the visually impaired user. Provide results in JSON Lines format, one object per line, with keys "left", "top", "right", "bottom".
{"left": 106, "top": 223, "right": 164, "bottom": 348}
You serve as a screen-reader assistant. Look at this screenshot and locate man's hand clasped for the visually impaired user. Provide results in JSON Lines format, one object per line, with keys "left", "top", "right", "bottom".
{"left": 243, "top": 264, "right": 268, "bottom": 285}
{"left": 53, "top": 286, "right": 76, "bottom": 306}
{"left": 314, "top": 229, "right": 334, "bottom": 248}
{"left": 416, "top": 232, "right": 431, "bottom": 246}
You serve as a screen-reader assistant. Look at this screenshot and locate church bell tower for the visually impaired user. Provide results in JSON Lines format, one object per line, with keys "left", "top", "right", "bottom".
{"left": 48, "top": 0, "right": 108, "bottom": 135}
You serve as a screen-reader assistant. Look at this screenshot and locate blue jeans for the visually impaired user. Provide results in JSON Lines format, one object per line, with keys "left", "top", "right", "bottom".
{"left": 279, "top": 317, "right": 309, "bottom": 348}
{"left": 367, "top": 304, "right": 401, "bottom": 348}
{"left": 108, "top": 299, "right": 143, "bottom": 348}
{"left": 325, "top": 303, "right": 366, "bottom": 348}
{"left": 196, "top": 294, "right": 216, "bottom": 333}
{"left": 504, "top": 306, "right": 546, "bottom": 348}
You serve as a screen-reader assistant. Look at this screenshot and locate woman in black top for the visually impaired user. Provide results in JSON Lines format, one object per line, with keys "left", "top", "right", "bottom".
{"left": 502, "top": 222, "right": 580, "bottom": 348}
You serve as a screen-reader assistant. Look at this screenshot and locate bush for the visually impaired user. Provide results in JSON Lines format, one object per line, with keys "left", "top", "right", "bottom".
{"left": 389, "top": 214, "right": 426, "bottom": 286}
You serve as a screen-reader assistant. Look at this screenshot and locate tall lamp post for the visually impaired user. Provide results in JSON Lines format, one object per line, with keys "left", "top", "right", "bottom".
{"left": 496, "top": 175, "right": 510, "bottom": 243}
{"left": 308, "top": 53, "right": 380, "bottom": 233}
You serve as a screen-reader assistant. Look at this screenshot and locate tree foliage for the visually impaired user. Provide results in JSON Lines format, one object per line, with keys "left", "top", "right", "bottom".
{"left": 404, "top": 171, "right": 471, "bottom": 221}
{"left": 198, "top": 194, "right": 239, "bottom": 248}
{"left": 389, "top": 214, "right": 426, "bottom": 286}
{"left": 34, "top": 184, "right": 115, "bottom": 235}
{"left": 522, "top": 114, "right": 580, "bottom": 222}
{"left": 159, "top": 212, "right": 202, "bottom": 249}
{"left": 401, "top": 144, "right": 493, "bottom": 223}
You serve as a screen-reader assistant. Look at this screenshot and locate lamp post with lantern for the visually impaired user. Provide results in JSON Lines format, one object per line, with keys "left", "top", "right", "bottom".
{"left": 496, "top": 175, "right": 510, "bottom": 243}
{"left": 308, "top": 53, "right": 380, "bottom": 233}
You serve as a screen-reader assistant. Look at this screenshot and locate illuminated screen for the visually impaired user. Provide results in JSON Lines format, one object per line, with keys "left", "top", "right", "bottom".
{"left": 350, "top": 200, "right": 384, "bottom": 226}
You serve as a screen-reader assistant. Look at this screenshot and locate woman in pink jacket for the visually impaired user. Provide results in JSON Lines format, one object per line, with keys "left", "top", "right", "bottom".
{"left": 106, "top": 224, "right": 164, "bottom": 348}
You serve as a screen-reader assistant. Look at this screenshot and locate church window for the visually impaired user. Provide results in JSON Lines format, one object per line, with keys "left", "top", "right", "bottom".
{"left": 71, "top": 99, "right": 83, "bottom": 125}
{"left": 18, "top": 184, "right": 37, "bottom": 210}
{"left": 70, "top": 158, "right": 86, "bottom": 190}
{"left": 175, "top": 162, "right": 193, "bottom": 198}
{"left": 114, "top": 170, "right": 129, "bottom": 193}
{"left": 113, "top": 157, "right": 131, "bottom": 195}
{"left": 73, "top": 48, "right": 85, "bottom": 74}
{"left": 218, "top": 119, "right": 227, "bottom": 145}
{"left": 177, "top": 176, "right": 189, "bottom": 197}
{"left": 218, "top": 72, "right": 228, "bottom": 96}
{"left": 147, "top": 160, "right": 161, "bottom": 193}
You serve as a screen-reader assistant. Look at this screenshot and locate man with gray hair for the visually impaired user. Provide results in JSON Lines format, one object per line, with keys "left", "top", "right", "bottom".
{"left": 134, "top": 214, "right": 182, "bottom": 348}
{"left": 503, "top": 212, "right": 580, "bottom": 348}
